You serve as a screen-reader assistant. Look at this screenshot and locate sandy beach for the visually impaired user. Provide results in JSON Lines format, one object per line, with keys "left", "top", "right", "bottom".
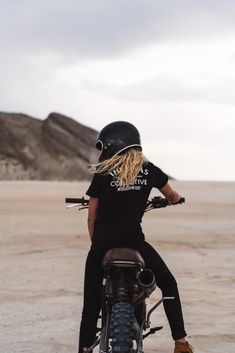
{"left": 0, "top": 180, "right": 234, "bottom": 353}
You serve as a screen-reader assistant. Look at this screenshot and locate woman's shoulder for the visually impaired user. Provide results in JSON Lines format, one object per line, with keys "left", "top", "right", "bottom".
{"left": 145, "top": 161, "right": 157, "bottom": 170}
{"left": 145, "top": 161, "right": 168, "bottom": 179}
{"left": 146, "top": 161, "right": 164, "bottom": 171}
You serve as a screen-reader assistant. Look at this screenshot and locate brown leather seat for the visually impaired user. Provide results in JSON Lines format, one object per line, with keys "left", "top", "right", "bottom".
{"left": 102, "top": 247, "right": 145, "bottom": 267}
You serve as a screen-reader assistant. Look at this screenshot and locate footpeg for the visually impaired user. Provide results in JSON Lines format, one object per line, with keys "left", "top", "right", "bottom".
{"left": 143, "top": 326, "right": 163, "bottom": 339}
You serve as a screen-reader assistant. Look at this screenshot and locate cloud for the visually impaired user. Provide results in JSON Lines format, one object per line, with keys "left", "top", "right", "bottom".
{"left": 81, "top": 74, "right": 235, "bottom": 106}
{"left": 1, "top": 0, "right": 235, "bottom": 60}
{"left": 78, "top": 35, "right": 235, "bottom": 107}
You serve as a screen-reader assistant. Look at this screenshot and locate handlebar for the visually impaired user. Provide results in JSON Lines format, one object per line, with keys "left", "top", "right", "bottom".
{"left": 145, "top": 196, "right": 185, "bottom": 212}
{"left": 65, "top": 196, "right": 185, "bottom": 210}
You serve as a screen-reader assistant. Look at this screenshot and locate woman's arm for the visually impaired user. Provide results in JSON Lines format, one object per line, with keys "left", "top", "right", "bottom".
{"left": 158, "top": 182, "right": 181, "bottom": 204}
{"left": 87, "top": 197, "right": 99, "bottom": 241}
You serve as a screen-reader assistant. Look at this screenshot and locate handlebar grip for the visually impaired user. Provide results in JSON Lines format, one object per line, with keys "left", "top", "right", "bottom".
{"left": 65, "top": 197, "right": 89, "bottom": 204}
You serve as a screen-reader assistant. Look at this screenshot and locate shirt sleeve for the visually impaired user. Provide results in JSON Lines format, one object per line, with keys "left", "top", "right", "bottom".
{"left": 86, "top": 173, "right": 104, "bottom": 197}
{"left": 150, "top": 163, "right": 169, "bottom": 189}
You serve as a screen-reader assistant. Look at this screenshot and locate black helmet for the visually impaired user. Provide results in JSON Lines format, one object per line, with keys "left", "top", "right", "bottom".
{"left": 96, "top": 121, "right": 142, "bottom": 161}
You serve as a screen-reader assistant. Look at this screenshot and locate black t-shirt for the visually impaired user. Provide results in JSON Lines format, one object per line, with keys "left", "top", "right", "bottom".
{"left": 86, "top": 162, "right": 168, "bottom": 248}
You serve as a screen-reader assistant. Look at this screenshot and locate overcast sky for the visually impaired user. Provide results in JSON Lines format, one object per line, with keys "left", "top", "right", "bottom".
{"left": 1, "top": 0, "right": 235, "bottom": 180}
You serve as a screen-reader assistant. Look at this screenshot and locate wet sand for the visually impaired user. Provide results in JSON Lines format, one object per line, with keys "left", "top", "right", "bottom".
{"left": 0, "top": 181, "right": 234, "bottom": 353}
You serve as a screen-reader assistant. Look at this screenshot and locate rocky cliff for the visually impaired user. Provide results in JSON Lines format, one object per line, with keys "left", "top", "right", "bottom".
{"left": 0, "top": 112, "right": 99, "bottom": 180}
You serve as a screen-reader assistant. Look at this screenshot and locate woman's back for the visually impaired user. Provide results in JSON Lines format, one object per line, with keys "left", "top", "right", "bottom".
{"left": 87, "top": 158, "right": 168, "bottom": 248}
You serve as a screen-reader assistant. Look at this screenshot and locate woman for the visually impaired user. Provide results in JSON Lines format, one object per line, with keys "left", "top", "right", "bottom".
{"left": 78, "top": 121, "right": 195, "bottom": 353}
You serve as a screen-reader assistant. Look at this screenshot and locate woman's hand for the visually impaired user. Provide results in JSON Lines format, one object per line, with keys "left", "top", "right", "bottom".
{"left": 158, "top": 183, "right": 182, "bottom": 205}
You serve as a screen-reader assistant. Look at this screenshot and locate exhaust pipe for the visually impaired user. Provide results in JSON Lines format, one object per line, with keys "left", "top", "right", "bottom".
{"left": 131, "top": 268, "right": 156, "bottom": 305}
{"left": 137, "top": 269, "right": 156, "bottom": 296}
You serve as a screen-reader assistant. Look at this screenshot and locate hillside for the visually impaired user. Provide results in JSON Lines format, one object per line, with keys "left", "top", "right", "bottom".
{"left": 0, "top": 112, "right": 99, "bottom": 180}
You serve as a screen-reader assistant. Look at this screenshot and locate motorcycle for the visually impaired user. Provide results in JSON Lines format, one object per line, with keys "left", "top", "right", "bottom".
{"left": 65, "top": 196, "right": 185, "bottom": 353}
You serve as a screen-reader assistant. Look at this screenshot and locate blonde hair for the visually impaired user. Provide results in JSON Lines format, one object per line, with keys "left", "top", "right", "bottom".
{"left": 89, "top": 148, "right": 148, "bottom": 187}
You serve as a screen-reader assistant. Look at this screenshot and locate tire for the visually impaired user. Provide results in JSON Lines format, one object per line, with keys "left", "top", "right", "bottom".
{"left": 110, "top": 302, "right": 134, "bottom": 353}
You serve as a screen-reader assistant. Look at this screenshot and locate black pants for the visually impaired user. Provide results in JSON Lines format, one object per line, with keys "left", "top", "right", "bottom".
{"left": 78, "top": 240, "right": 187, "bottom": 353}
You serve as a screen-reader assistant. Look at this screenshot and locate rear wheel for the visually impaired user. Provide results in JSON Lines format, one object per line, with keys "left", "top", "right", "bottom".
{"left": 110, "top": 302, "right": 134, "bottom": 353}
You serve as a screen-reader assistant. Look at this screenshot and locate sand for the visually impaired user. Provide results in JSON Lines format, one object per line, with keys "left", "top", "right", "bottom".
{"left": 0, "top": 180, "right": 234, "bottom": 353}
